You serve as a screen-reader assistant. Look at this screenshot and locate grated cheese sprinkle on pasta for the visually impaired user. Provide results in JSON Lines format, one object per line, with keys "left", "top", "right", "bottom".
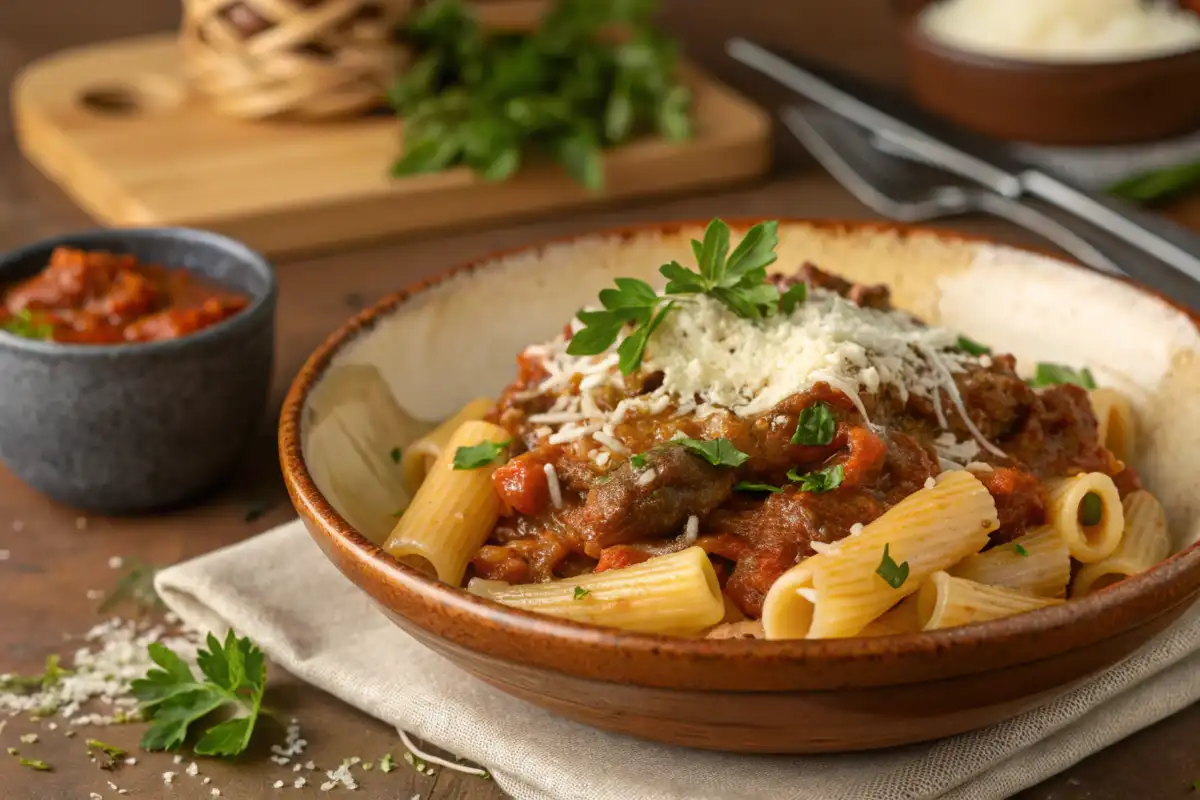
{"left": 543, "top": 463, "right": 563, "bottom": 509}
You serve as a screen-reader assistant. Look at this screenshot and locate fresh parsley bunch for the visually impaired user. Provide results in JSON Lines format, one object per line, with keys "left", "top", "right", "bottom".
{"left": 567, "top": 218, "right": 802, "bottom": 374}
{"left": 131, "top": 630, "right": 267, "bottom": 756}
{"left": 389, "top": 0, "right": 691, "bottom": 190}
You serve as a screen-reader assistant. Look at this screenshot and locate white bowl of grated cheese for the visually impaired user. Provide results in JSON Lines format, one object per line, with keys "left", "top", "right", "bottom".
{"left": 896, "top": 0, "right": 1200, "bottom": 145}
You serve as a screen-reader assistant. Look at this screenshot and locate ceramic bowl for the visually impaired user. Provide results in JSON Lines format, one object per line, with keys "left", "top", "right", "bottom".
{"left": 893, "top": 0, "right": 1200, "bottom": 146}
{"left": 0, "top": 228, "right": 276, "bottom": 513}
{"left": 280, "top": 220, "right": 1200, "bottom": 753}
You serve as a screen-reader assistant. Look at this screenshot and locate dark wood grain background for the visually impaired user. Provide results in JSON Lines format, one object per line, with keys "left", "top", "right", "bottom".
{"left": 2, "top": 2, "right": 1199, "bottom": 798}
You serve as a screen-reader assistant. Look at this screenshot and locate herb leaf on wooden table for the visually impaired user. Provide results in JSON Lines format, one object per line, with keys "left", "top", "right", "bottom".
{"left": 389, "top": 0, "right": 692, "bottom": 190}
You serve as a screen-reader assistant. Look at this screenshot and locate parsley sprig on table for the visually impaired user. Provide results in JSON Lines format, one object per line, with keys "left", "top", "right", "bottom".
{"left": 390, "top": 0, "right": 691, "bottom": 190}
{"left": 131, "top": 630, "right": 267, "bottom": 757}
{"left": 567, "top": 219, "right": 791, "bottom": 373}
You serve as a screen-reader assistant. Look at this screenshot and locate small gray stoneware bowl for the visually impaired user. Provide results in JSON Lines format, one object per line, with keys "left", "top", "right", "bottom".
{"left": 0, "top": 228, "right": 276, "bottom": 513}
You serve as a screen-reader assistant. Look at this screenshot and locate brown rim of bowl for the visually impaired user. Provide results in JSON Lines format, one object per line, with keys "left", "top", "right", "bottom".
{"left": 279, "top": 217, "right": 1200, "bottom": 668}
{"left": 896, "top": 1, "right": 1200, "bottom": 72}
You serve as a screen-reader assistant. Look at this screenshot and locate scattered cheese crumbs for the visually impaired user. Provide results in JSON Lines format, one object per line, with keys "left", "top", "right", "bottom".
{"left": 107, "top": 556, "right": 124, "bottom": 570}
{"left": 294, "top": 763, "right": 303, "bottom": 772}
{"left": 923, "top": 476, "right": 937, "bottom": 490}
{"left": 124, "top": 757, "right": 136, "bottom": 765}
{"left": 174, "top": 754, "right": 184, "bottom": 765}
{"left": 544, "top": 463, "right": 563, "bottom": 510}
{"left": 20, "top": 733, "right": 38, "bottom": 743}
{"left": 119, "top": 791, "right": 129, "bottom": 796}
{"left": 164, "top": 612, "right": 180, "bottom": 624}
{"left": 305, "top": 760, "right": 316, "bottom": 770}
{"left": 211, "top": 789, "right": 221, "bottom": 797}
{"left": 319, "top": 781, "right": 335, "bottom": 791}
{"left": 592, "top": 431, "right": 628, "bottom": 455}
{"left": 46, "top": 722, "right": 58, "bottom": 731}
{"left": 849, "top": 523, "right": 865, "bottom": 536}
{"left": 163, "top": 772, "right": 176, "bottom": 784}
{"left": 809, "top": 541, "right": 835, "bottom": 554}
{"left": 64, "top": 730, "right": 76, "bottom": 738}
{"left": 270, "top": 755, "right": 291, "bottom": 765}
{"left": 294, "top": 777, "right": 307, "bottom": 788}
{"left": 0, "top": 549, "right": 9, "bottom": 561}
{"left": 11, "top": 520, "right": 24, "bottom": 531}
{"left": 108, "top": 781, "right": 119, "bottom": 790}
{"left": 90, "top": 793, "right": 102, "bottom": 800}
{"left": 186, "top": 761, "right": 199, "bottom": 776}
{"left": 85, "top": 590, "right": 104, "bottom": 601}
{"left": 979, "top": 354, "right": 993, "bottom": 369}
{"left": 965, "top": 461, "right": 995, "bottom": 473}
{"left": 76, "top": 517, "right": 88, "bottom": 530}
{"left": 274, "top": 780, "right": 285, "bottom": 789}
{"left": 399, "top": 730, "right": 491, "bottom": 780}
{"left": 636, "top": 468, "right": 657, "bottom": 487}
{"left": 203, "top": 776, "right": 212, "bottom": 784}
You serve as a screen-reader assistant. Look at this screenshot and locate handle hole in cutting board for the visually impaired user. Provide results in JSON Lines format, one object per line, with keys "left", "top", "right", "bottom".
{"left": 77, "top": 75, "right": 185, "bottom": 117}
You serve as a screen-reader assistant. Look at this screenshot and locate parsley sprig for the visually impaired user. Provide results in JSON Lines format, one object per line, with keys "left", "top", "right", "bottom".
{"left": 875, "top": 544, "right": 910, "bottom": 589}
{"left": 567, "top": 219, "right": 791, "bottom": 374}
{"left": 1029, "top": 363, "right": 1096, "bottom": 390}
{"left": 131, "top": 631, "right": 267, "bottom": 757}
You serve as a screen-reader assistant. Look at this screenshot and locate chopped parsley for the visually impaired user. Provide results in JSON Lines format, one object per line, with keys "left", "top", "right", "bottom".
{"left": 787, "top": 464, "right": 845, "bottom": 493}
{"left": 791, "top": 402, "right": 836, "bottom": 446}
{"left": 956, "top": 335, "right": 991, "bottom": 356}
{"left": 86, "top": 739, "right": 126, "bottom": 770}
{"left": 630, "top": 453, "right": 648, "bottom": 469}
{"left": 131, "top": 630, "right": 267, "bottom": 756}
{"left": 1, "top": 309, "right": 52, "bottom": 340}
{"left": 98, "top": 559, "right": 164, "bottom": 616}
{"left": 379, "top": 753, "right": 396, "bottom": 773}
{"left": 1029, "top": 362, "right": 1096, "bottom": 390}
{"left": 676, "top": 437, "right": 750, "bottom": 468}
{"left": 572, "top": 586, "right": 591, "bottom": 600}
{"left": 404, "top": 750, "right": 434, "bottom": 776}
{"left": 1080, "top": 492, "right": 1104, "bottom": 527}
{"left": 1013, "top": 542, "right": 1030, "bottom": 557}
{"left": 0, "top": 654, "right": 71, "bottom": 694}
{"left": 567, "top": 219, "right": 789, "bottom": 374}
{"left": 780, "top": 282, "right": 807, "bottom": 314}
{"left": 452, "top": 440, "right": 510, "bottom": 470}
{"left": 18, "top": 757, "right": 51, "bottom": 771}
{"left": 734, "top": 482, "right": 782, "bottom": 493}
{"left": 875, "top": 543, "right": 910, "bottom": 589}
{"left": 389, "top": 446, "right": 402, "bottom": 464}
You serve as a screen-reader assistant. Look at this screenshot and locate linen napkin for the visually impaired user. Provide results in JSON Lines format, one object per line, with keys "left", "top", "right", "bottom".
{"left": 156, "top": 520, "right": 1200, "bottom": 800}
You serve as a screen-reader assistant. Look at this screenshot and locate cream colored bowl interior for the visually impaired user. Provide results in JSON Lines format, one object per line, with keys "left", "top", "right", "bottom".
{"left": 301, "top": 222, "right": 1200, "bottom": 556}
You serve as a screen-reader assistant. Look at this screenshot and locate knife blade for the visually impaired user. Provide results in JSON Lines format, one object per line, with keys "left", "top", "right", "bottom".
{"left": 727, "top": 37, "right": 1200, "bottom": 290}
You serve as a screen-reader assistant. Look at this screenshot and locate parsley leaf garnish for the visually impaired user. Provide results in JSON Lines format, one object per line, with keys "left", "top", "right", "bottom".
{"left": 787, "top": 464, "right": 845, "bottom": 493}
{"left": 1013, "top": 542, "right": 1030, "bottom": 557}
{"left": 131, "top": 630, "right": 267, "bottom": 756}
{"left": 568, "top": 219, "right": 791, "bottom": 375}
{"left": 630, "top": 453, "right": 647, "bottom": 469}
{"left": 676, "top": 437, "right": 750, "bottom": 467}
{"left": 791, "top": 402, "right": 836, "bottom": 446}
{"left": 956, "top": 335, "right": 991, "bottom": 356}
{"left": 1029, "top": 363, "right": 1096, "bottom": 390}
{"left": 86, "top": 739, "right": 126, "bottom": 771}
{"left": 573, "top": 586, "right": 591, "bottom": 600}
{"left": 780, "top": 283, "right": 807, "bottom": 314}
{"left": 452, "top": 440, "right": 510, "bottom": 470}
{"left": 875, "top": 543, "right": 910, "bottom": 589}
{"left": 389, "top": 446, "right": 403, "bottom": 464}
{"left": 734, "top": 482, "right": 782, "bottom": 493}
{"left": 1, "top": 309, "right": 52, "bottom": 341}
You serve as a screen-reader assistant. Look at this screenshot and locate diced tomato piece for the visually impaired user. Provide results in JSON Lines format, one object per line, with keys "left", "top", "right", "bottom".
{"left": 492, "top": 453, "right": 550, "bottom": 516}
{"left": 594, "top": 546, "right": 652, "bottom": 573}
{"left": 976, "top": 467, "right": 1045, "bottom": 543}
{"left": 1112, "top": 467, "right": 1142, "bottom": 498}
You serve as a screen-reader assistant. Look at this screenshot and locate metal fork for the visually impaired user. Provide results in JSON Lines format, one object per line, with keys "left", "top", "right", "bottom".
{"left": 781, "top": 105, "right": 1122, "bottom": 276}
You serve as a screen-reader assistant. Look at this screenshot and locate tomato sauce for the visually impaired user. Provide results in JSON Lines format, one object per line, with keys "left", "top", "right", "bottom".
{"left": 0, "top": 247, "right": 250, "bottom": 344}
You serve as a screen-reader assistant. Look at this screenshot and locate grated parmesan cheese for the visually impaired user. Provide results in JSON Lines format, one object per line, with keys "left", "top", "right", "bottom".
{"left": 544, "top": 464, "right": 563, "bottom": 510}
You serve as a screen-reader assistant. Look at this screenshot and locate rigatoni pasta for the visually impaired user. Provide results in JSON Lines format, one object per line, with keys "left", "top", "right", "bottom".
{"left": 917, "top": 572, "right": 1064, "bottom": 631}
{"left": 400, "top": 397, "right": 496, "bottom": 493}
{"left": 949, "top": 526, "right": 1071, "bottom": 598}
{"left": 761, "top": 471, "right": 999, "bottom": 640}
{"left": 361, "top": 220, "right": 1177, "bottom": 639}
{"left": 384, "top": 420, "right": 510, "bottom": 585}
{"left": 466, "top": 547, "right": 725, "bottom": 635}
{"left": 1044, "top": 473, "right": 1124, "bottom": 563}
{"left": 1073, "top": 491, "right": 1172, "bottom": 597}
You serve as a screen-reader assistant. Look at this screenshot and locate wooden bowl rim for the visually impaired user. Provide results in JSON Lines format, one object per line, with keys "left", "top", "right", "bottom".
{"left": 279, "top": 217, "right": 1200, "bottom": 672}
{"left": 897, "top": 1, "right": 1200, "bottom": 73}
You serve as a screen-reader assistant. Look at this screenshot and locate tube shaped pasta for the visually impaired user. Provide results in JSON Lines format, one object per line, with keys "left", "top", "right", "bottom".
{"left": 949, "top": 525, "right": 1071, "bottom": 598}
{"left": 918, "top": 571, "right": 1063, "bottom": 630}
{"left": 304, "top": 364, "right": 429, "bottom": 544}
{"left": 400, "top": 397, "right": 496, "bottom": 493}
{"left": 1044, "top": 473, "right": 1124, "bottom": 563}
{"left": 384, "top": 420, "right": 510, "bottom": 586}
{"left": 762, "top": 470, "right": 999, "bottom": 640}
{"left": 858, "top": 595, "right": 921, "bottom": 637}
{"left": 1073, "top": 490, "right": 1172, "bottom": 597}
{"left": 466, "top": 546, "right": 725, "bottom": 635}
{"left": 1089, "top": 387, "right": 1136, "bottom": 462}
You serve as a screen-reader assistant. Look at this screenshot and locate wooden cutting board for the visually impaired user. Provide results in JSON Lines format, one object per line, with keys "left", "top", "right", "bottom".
{"left": 11, "top": 34, "right": 771, "bottom": 257}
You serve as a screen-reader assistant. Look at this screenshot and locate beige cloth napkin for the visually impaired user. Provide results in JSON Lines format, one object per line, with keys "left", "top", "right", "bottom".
{"left": 156, "top": 520, "right": 1200, "bottom": 800}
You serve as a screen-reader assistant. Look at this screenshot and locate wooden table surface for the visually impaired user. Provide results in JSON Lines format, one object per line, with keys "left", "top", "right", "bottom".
{"left": 3, "top": 2, "right": 1200, "bottom": 799}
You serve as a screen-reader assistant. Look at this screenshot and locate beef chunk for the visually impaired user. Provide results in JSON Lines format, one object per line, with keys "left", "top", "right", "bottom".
{"left": 583, "top": 445, "right": 735, "bottom": 547}
{"left": 801, "top": 263, "right": 892, "bottom": 310}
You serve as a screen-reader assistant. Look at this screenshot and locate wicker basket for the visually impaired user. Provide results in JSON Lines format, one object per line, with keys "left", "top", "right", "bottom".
{"left": 180, "top": 0, "right": 414, "bottom": 120}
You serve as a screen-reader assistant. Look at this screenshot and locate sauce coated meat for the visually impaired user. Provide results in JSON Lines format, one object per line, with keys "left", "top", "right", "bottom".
{"left": 1, "top": 247, "right": 249, "bottom": 344}
{"left": 472, "top": 267, "right": 1126, "bottom": 619}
